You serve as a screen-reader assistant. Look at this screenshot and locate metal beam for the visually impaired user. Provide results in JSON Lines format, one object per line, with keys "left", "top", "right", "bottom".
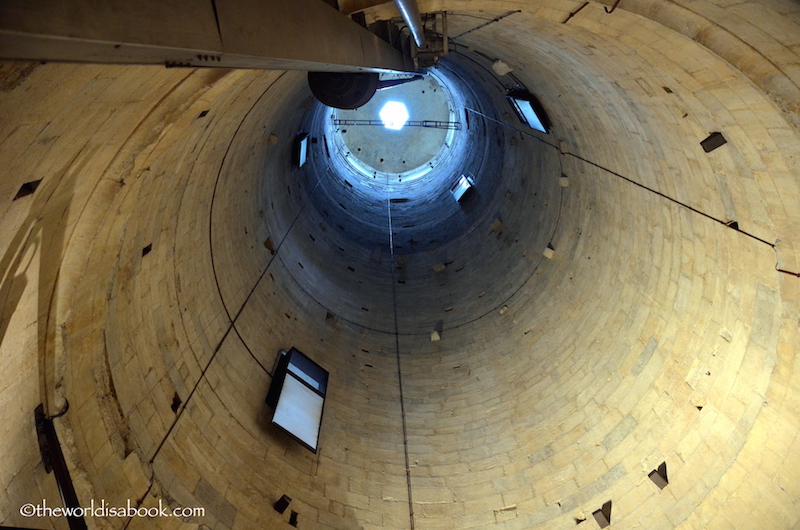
{"left": 0, "top": 0, "right": 414, "bottom": 73}
{"left": 393, "top": 0, "right": 425, "bottom": 47}
{"left": 333, "top": 119, "right": 462, "bottom": 130}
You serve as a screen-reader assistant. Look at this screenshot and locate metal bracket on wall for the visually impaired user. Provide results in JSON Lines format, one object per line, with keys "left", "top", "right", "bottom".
{"left": 563, "top": 2, "right": 589, "bottom": 24}
{"left": 410, "top": 11, "right": 449, "bottom": 68}
{"left": 604, "top": 0, "right": 621, "bottom": 14}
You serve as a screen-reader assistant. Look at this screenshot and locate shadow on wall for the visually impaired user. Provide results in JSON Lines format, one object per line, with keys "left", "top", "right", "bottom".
{"left": 0, "top": 141, "right": 85, "bottom": 526}
{"left": 0, "top": 148, "right": 84, "bottom": 415}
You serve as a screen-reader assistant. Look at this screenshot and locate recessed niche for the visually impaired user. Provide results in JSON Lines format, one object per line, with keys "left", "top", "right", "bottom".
{"left": 170, "top": 393, "right": 181, "bottom": 413}
{"left": 274, "top": 495, "right": 291, "bottom": 514}
{"left": 289, "top": 511, "right": 298, "bottom": 526}
{"left": 142, "top": 244, "right": 152, "bottom": 257}
{"left": 592, "top": 501, "right": 612, "bottom": 528}
{"left": 701, "top": 132, "right": 727, "bottom": 152}
{"left": 648, "top": 462, "right": 668, "bottom": 489}
{"left": 13, "top": 179, "right": 42, "bottom": 200}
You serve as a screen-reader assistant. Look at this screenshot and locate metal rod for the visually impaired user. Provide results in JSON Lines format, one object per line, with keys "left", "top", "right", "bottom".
{"left": 452, "top": 10, "right": 520, "bottom": 40}
{"left": 377, "top": 75, "right": 425, "bottom": 90}
{"left": 393, "top": 0, "right": 425, "bottom": 47}
{"left": 385, "top": 176, "right": 415, "bottom": 530}
{"left": 334, "top": 119, "right": 462, "bottom": 129}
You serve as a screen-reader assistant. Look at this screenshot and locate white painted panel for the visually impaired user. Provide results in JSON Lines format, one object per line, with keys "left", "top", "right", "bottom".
{"left": 272, "top": 375, "right": 324, "bottom": 450}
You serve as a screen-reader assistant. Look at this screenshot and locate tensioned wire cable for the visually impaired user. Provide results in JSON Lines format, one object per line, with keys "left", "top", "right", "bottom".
{"left": 387, "top": 176, "right": 415, "bottom": 530}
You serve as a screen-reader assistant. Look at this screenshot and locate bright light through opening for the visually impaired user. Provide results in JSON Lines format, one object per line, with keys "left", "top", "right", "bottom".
{"left": 379, "top": 101, "right": 409, "bottom": 130}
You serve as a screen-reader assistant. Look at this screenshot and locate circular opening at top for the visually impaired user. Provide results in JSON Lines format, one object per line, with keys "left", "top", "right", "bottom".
{"left": 379, "top": 101, "right": 409, "bottom": 130}
{"left": 330, "top": 71, "right": 460, "bottom": 182}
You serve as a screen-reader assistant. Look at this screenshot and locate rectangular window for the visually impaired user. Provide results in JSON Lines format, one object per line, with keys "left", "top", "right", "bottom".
{"left": 451, "top": 174, "right": 475, "bottom": 202}
{"left": 294, "top": 133, "right": 310, "bottom": 167}
{"left": 273, "top": 375, "right": 324, "bottom": 449}
{"left": 266, "top": 348, "right": 328, "bottom": 453}
{"left": 506, "top": 89, "right": 550, "bottom": 133}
